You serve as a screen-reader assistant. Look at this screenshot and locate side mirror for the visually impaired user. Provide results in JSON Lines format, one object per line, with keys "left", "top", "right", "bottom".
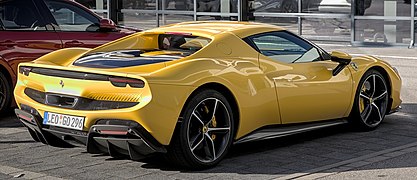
{"left": 99, "top": 18, "right": 117, "bottom": 31}
{"left": 330, "top": 51, "right": 352, "bottom": 76}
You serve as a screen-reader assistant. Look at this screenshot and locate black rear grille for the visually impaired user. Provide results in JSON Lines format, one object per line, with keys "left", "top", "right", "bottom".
{"left": 46, "top": 94, "right": 78, "bottom": 108}
{"left": 24, "top": 88, "right": 45, "bottom": 104}
{"left": 24, "top": 88, "right": 139, "bottom": 110}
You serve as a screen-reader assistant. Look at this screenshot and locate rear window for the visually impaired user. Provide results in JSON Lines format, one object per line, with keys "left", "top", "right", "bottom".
{"left": 158, "top": 34, "right": 211, "bottom": 52}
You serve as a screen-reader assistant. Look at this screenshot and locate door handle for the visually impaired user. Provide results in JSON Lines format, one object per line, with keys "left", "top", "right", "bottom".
{"left": 64, "top": 40, "right": 84, "bottom": 47}
{"left": 0, "top": 40, "right": 17, "bottom": 47}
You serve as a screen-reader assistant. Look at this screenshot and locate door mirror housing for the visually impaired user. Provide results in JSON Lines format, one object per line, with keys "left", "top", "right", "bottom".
{"left": 330, "top": 51, "right": 352, "bottom": 76}
{"left": 99, "top": 18, "right": 117, "bottom": 31}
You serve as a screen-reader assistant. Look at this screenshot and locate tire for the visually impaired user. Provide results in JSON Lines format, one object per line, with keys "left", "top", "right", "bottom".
{"left": 166, "top": 89, "right": 235, "bottom": 169}
{"left": 0, "top": 72, "right": 12, "bottom": 114}
{"left": 349, "top": 70, "right": 389, "bottom": 131}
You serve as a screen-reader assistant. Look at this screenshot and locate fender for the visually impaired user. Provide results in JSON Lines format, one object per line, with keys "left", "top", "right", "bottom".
{"left": 146, "top": 57, "right": 280, "bottom": 140}
{"left": 346, "top": 55, "right": 402, "bottom": 115}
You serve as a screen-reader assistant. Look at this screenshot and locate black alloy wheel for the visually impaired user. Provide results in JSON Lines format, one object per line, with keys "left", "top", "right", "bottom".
{"left": 350, "top": 70, "right": 389, "bottom": 130}
{"left": 166, "top": 89, "right": 235, "bottom": 169}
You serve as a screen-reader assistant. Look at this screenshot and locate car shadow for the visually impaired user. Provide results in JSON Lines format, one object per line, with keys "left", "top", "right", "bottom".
{"left": 138, "top": 124, "right": 349, "bottom": 171}
{"left": 0, "top": 140, "right": 37, "bottom": 144}
{"left": 0, "top": 109, "right": 23, "bottom": 128}
{"left": 136, "top": 103, "right": 417, "bottom": 177}
{"left": 3, "top": 103, "right": 416, "bottom": 178}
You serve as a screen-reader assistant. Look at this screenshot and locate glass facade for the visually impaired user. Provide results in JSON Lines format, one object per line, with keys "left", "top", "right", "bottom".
{"left": 76, "top": 0, "right": 417, "bottom": 46}
{"left": 353, "top": 0, "right": 413, "bottom": 45}
{"left": 77, "top": 0, "right": 108, "bottom": 18}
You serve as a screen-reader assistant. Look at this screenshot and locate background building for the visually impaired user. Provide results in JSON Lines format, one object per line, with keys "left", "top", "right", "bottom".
{"left": 76, "top": 0, "right": 417, "bottom": 47}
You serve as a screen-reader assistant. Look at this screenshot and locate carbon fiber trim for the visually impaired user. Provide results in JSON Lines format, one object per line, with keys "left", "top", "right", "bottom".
{"left": 87, "top": 124, "right": 166, "bottom": 160}
{"left": 15, "top": 108, "right": 165, "bottom": 161}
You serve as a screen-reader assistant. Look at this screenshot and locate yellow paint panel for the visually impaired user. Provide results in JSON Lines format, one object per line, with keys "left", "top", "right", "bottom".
{"left": 14, "top": 21, "right": 402, "bottom": 146}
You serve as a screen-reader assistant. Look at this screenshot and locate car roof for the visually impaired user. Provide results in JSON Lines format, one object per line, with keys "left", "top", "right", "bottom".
{"left": 144, "top": 21, "right": 285, "bottom": 38}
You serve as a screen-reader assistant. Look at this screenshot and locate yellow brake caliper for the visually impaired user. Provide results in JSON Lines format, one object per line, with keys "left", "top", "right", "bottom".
{"left": 211, "top": 116, "right": 217, "bottom": 140}
{"left": 359, "top": 87, "right": 366, "bottom": 113}
{"left": 204, "top": 105, "right": 217, "bottom": 140}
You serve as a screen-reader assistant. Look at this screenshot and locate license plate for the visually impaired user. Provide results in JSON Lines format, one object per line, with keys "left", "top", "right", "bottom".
{"left": 43, "top": 112, "right": 84, "bottom": 130}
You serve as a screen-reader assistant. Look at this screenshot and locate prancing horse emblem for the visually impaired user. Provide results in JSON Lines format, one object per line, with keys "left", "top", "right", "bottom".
{"left": 59, "top": 80, "right": 64, "bottom": 88}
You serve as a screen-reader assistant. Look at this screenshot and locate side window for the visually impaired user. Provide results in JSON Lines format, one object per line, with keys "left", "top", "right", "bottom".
{"left": 250, "top": 31, "right": 321, "bottom": 63}
{"left": 45, "top": 0, "right": 99, "bottom": 32}
{"left": 0, "top": 0, "right": 47, "bottom": 31}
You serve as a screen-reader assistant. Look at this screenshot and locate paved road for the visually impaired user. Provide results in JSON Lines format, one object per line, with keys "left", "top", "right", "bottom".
{"left": 0, "top": 45, "right": 416, "bottom": 180}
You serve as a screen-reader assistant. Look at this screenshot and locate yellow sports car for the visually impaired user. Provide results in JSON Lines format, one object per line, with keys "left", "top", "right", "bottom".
{"left": 14, "top": 21, "right": 401, "bottom": 169}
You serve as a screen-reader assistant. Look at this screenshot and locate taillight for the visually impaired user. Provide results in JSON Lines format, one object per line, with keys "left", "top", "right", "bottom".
{"left": 108, "top": 77, "right": 145, "bottom": 88}
{"left": 19, "top": 66, "right": 32, "bottom": 76}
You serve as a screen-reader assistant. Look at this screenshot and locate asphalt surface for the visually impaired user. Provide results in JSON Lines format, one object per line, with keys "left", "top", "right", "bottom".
{"left": 0, "top": 45, "right": 416, "bottom": 180}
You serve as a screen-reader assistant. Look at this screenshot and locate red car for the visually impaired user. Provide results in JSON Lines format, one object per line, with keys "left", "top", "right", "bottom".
{"left": 0, "top": 0, "right": 139, "bottom": 113}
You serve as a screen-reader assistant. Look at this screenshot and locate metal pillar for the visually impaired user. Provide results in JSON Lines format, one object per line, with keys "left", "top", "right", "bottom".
{"left": 240, "top": 0, "right": 249, "bottom": 21}
{"left": 351, "top": 0, "right": 356, "bottom": 44}
{"left": 410, "top": 0, "right": 415, "bottom": 48}
{"left": 108, "top": 0, "right": 117, "bottom": 23}
{"left": 108, "top": 0, "right": 122, "bottom": 24}
{"left": 298, "top": 0, "right": 302, "bottom": 35}
{"left": 194, "top": 0, "right": 197, "bottom": 21}
{"left": 156, "top": 0, "right": 160, "bottom": 27}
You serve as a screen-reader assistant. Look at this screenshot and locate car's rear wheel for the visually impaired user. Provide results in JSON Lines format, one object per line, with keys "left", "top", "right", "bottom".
{"left": 350, "top": 70, "right": 389, "bottom": 130}
{"left": 166, "top": 89, "right": 234, "bottom": 169}
{"left": 0, "top": 72, "right": 12, "bottom": 114}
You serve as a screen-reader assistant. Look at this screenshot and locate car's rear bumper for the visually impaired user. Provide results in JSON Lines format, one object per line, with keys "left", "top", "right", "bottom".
{"left": 15, "top": 108, "right": 166, "bottom": 160}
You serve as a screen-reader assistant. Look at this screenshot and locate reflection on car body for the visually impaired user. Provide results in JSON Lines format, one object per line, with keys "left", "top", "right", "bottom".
{"left": 14, "top": 21, "right": 401, "bottom": 169}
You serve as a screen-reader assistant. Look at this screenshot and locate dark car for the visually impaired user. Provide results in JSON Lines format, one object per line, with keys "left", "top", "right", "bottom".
{"left": 0, "top": 0, "right": 140, "bottom": 113}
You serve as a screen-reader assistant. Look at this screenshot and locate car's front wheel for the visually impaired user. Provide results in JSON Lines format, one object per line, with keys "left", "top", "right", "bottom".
{"left": 166, "top": 89, "right": 235, "bottom": 169}
{"left": 350, "top": 70, "right": 389, "bottom": 130}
